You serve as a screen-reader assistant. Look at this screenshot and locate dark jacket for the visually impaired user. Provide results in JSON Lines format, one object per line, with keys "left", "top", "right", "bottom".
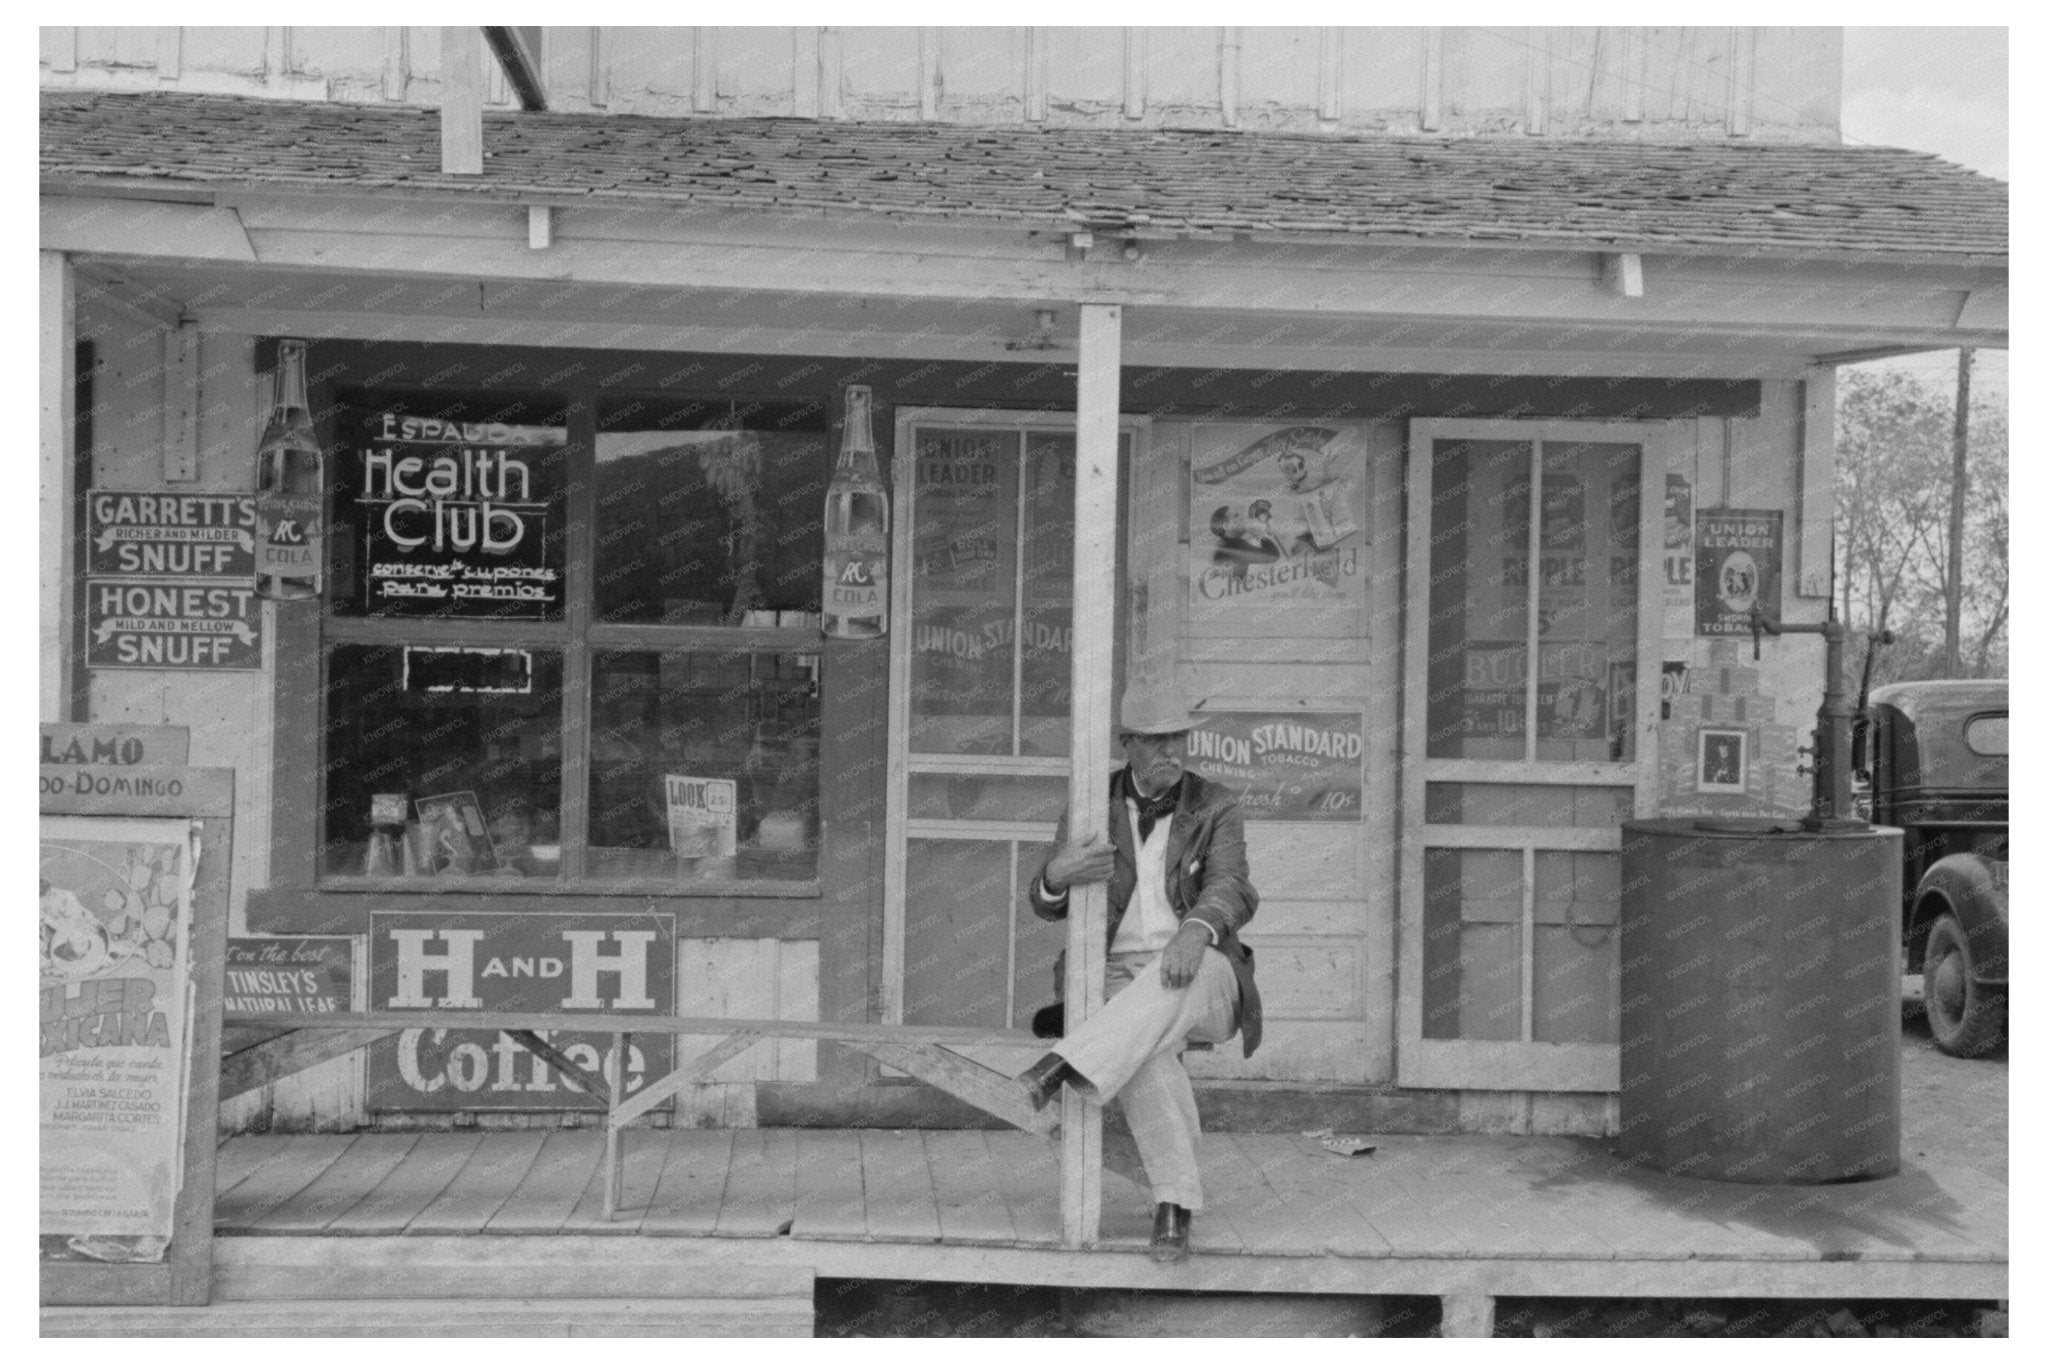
{"left": 1027, "top": 768, "right": 1263, "bottom": 1057}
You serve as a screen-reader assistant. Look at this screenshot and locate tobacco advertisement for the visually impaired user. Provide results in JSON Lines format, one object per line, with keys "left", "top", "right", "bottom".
{"left": 1189, "top": 423, "right": 1367, "bottom": 621}
{"left": 1183, "top": 712, "right": 1365, "bottom": 821}
{"left": 1694, "top": 508, "right": 1785, "bottom": 637}
{"left": 222, "top": 937, "right": 354, "bottom": 1016}
{"left": 40, "top": 817, "right": 196, "bottom": 1260}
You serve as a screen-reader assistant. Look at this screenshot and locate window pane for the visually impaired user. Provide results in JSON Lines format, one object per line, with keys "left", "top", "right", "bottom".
{"left": 321, "top": 643, "right": 564, "bottom": 878}
{"left": 329, "top": 396, "right": 570, "bottom": 620}
{"left": 593, "top": 401, "right": 827, "bottom": 624}
{"left": 586, "top": 649, "right": 821, "bottom": 885}
{"left": 909, "top": 428, "right": 1018, "bottom": 754}
{"left": 1426, "top": 440, "right": 1533, "bottom": 760}
{"left": 1421, "top": 847, "right": 1522, "bottom": 1041}
{"left": 1534, "top": 442, "right": 1640, "bottom": 763}
{"left": 1426, "top": 438, "right": 1642, "bottom": 762}
{"left": 1531, "top": 850, "right": 1620, "bottom": 1044}
{"left": 1019, "top": 433, "right": 1076, "bottom": 756}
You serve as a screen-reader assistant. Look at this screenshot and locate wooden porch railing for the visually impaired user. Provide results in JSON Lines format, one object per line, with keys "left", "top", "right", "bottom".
{"left": 220, "top": 1011, "right": 1062, "bottom": 1228}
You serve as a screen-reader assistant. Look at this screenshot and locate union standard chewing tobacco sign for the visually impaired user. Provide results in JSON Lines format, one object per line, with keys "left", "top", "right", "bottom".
{"left": 1184, "top": 711, "right": 1365, "bottom": 821}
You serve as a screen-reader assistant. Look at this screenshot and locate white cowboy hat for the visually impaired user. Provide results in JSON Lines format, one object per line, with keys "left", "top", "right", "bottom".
{"left": 1116, "top": 682, "right": 1207, "bottom": 736}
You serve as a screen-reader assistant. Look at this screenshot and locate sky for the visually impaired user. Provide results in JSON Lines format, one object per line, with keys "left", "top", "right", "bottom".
{"left": 1837, "top": 26, "right": 2007, "bottom": 398}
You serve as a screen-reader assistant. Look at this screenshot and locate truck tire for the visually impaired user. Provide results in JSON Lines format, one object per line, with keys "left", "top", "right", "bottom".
{"left": 1924, "top": 912, "right": 2006, "bottom": 1057}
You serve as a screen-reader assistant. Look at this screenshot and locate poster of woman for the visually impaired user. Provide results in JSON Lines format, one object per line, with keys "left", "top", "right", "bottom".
{"left": 1189, "top": 423, "right": 1367, "bottom": 622}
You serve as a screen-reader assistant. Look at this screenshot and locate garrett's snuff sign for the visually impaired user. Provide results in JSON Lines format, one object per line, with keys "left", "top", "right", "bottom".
{"left": 87, "top": 492, "right": 256, "bottom": 579}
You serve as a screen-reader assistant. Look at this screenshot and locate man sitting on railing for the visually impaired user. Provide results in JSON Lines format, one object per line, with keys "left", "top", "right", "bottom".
{"left": 1016, "top": 683, "right": 1262, "bottom": 1264}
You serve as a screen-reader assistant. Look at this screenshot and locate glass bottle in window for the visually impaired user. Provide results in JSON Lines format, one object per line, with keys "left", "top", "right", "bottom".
{"left": 821, "top": 385, "right": 889, "bottom": 638}
{"left": 255, "top": 339, "right": 324, "bottom": 600}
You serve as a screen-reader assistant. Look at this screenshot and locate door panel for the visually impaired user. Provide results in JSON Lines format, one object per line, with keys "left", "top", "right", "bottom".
{"left": 882, "top": 410, "right": 1141, "bottom": 1026}
{"left": 1400, "top": 421, "right": 1662, "bottom": 1092}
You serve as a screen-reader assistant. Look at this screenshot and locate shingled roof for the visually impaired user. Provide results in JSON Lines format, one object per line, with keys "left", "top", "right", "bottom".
{"left": 41, "top": 89, "right": 2007, "bottom": 260}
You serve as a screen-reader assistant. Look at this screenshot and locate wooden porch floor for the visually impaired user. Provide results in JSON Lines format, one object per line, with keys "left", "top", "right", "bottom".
{"left": 208, "top": 1127, "right": 2007, "bottom": 1302}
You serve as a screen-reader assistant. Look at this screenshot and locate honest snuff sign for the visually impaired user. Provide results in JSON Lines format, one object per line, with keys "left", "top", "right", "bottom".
{"left": 365, "top": 912, "right": 675, "bottom": 1112}
{"left": 88, "top": 580, "right": 262, "bottom": 670}
{"left": 88, "top": 492, "right": 256, "bottom": 579}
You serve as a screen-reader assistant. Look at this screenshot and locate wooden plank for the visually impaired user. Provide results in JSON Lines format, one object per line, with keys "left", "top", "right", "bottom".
{"left": 439, "top": 25, "right": 484, "bottom": 174}
{"left": 220, "top": 1027, "right": 396, "bottom": 1102}
{"left": 212, "top": 1135, "right": 356, "bottom": 1230}
{"left": 1219, "top": 1132, "right": 1361, "bottom": 1257}
{"left": 161, "top": 320, "right": 199, "bottom": 481}
{"left": 39, "top": 765, "right": 236, "bottom": 818}
{"left": 1196, "top": 1129, "right": 1295, "bottom": 1257}
{"left": 611, "top": 1030, "right": 764, "bottom": 1129}
{"left": 564, "top": 1127, "right": 668, "bottom": 1235}
{"left": 212, "top": 1135, "right": 302, "bottom": 1194}
{"left": 640, "top": 1130, "right": 735, "bottom": 1237}
{"left": 841, "top": 1039, "right": 1053, "bottom": 1135}
{"left": 39, "top": 723, "right": 190, "bottom": 766}
{"left": 1243, "top": 1135, "right": 1396, "bottom": 1257}
{"left": 43, "top": 1297, "right": 815, "bottom": 1338}
{"left": 249, "top": 1134, "right": 422, "bottom": 1235}
{"left": 217, "top": 1010, "right": 1037, "bottom": 1048}
{"left": 483, "top": 1130, "right": 604, "bottom": 1235}
{"left": 925, "top": 1131, "right": 1019, "bottom": 1247}
{"left": 987, "top": 1132, "right": 1062, "bottom": 1246}
{"left": 405, "top": 1131, "right": 546, "bottom": 1236}
{"left": 507, "top": 1029, "right": 609, "bottom": 1105}
{"left": 1064, "top": 299, "right": 1121, "bottom": 1250}
{"left": 322, "top": 1132, "right": 483, "bottom": 1238}
{"left": 712, "top": 1128, "right": 799, "bottom": 1238}
{"left": 858, "top": 1129, "right": 941, "bottom": 1243}
{"left": 790, "top": 1129, "right": 869, "bottom": 1242}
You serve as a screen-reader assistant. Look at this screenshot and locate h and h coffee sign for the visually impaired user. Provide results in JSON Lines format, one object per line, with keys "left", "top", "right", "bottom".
{"left": 365, "top": 912, "right": 675, "bottom": 1112}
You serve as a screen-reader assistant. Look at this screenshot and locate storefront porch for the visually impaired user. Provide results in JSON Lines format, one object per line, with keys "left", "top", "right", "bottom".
{"left": 46, "top": 1124, "right": 2006, "bottom": 1336}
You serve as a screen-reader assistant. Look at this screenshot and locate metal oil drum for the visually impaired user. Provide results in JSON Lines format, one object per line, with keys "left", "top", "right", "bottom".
{"left": 1618, "top": 816, "right": 1903, "bottom": 1183}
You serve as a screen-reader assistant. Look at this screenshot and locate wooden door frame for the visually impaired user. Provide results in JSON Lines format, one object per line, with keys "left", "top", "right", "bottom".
{"left": 1397, "top": 418, "right": 1669, "bottom": 1093}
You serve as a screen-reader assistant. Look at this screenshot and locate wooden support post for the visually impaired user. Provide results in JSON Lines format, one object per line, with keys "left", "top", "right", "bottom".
{"left": 1441, "top": 1293, "right": 1495, "bottom": 1338}
{"left": 40, "top": 251, "right": 75, "bottom": 724}
{"left": 439, "top": 26, "right": 484, "bottom": 175}
{"left": 1061, "top": 301, "right": 1122, "bottom": 1249}
{"left": 162, "top": 320, "right": 199, "bottom": 482}
{"left": 1602, "top": 252, "right": 1644, "bottom": 299}
{"left": 527, "top": 205, "right": 552, "bottom": 250}
{"left": 1218, "top": 27, "right": 1240, "bottom": 128}
{"left": 602, "top": 1032, "right": 628, "bottom": 1220}
{"left": 1421, "top": 28, "right": 1443, "bottom": 132}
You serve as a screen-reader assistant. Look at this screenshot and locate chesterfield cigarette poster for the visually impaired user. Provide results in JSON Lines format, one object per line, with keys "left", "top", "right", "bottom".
{"left": 1190, "top": 424, "right": 1366, "bottom": 623}
{"left": 40, "top": 817, "right": 197, "bottom": 1256}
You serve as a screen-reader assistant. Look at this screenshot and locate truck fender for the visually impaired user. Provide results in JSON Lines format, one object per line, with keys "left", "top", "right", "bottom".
{"left": 1913, "top": 853, "right": 2008, "bottom": 984}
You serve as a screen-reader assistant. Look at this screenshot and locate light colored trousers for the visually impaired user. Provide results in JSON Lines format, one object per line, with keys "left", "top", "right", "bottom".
{"left": 1052, "top": 946, "right": 1241, "bottom": 1212}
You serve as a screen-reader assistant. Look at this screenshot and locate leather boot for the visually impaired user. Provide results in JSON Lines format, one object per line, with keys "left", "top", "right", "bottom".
{"left": 1149, "top": 1202, "right": 1192, "bottom": 1264}
{"left": 1019, "top": 1053, "right": 1076, "bottom": 1111}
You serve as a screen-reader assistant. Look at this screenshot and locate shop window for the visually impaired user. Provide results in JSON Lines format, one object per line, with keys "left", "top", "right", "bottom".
{"left": 314, "top": 386, "right": 826, "bottom": 891}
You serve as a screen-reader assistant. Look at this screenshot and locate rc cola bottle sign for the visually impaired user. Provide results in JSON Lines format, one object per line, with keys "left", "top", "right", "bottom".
{"left": 821, "top": 385, "right": 889, "bottom": 638}
{"left": 255, "top": 339, "right": 324, "bottom": 600}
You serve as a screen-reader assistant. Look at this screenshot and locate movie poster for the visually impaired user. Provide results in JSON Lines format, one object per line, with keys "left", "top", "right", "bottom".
{"left": 40, "top": 817, "right": 196, "bottom": 1260}
{"left": 1188, "top": 424, "right": 1368, "bottom": 622}
{"left": 1694, "top": 509, "right": 1785, "bottom": 636}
